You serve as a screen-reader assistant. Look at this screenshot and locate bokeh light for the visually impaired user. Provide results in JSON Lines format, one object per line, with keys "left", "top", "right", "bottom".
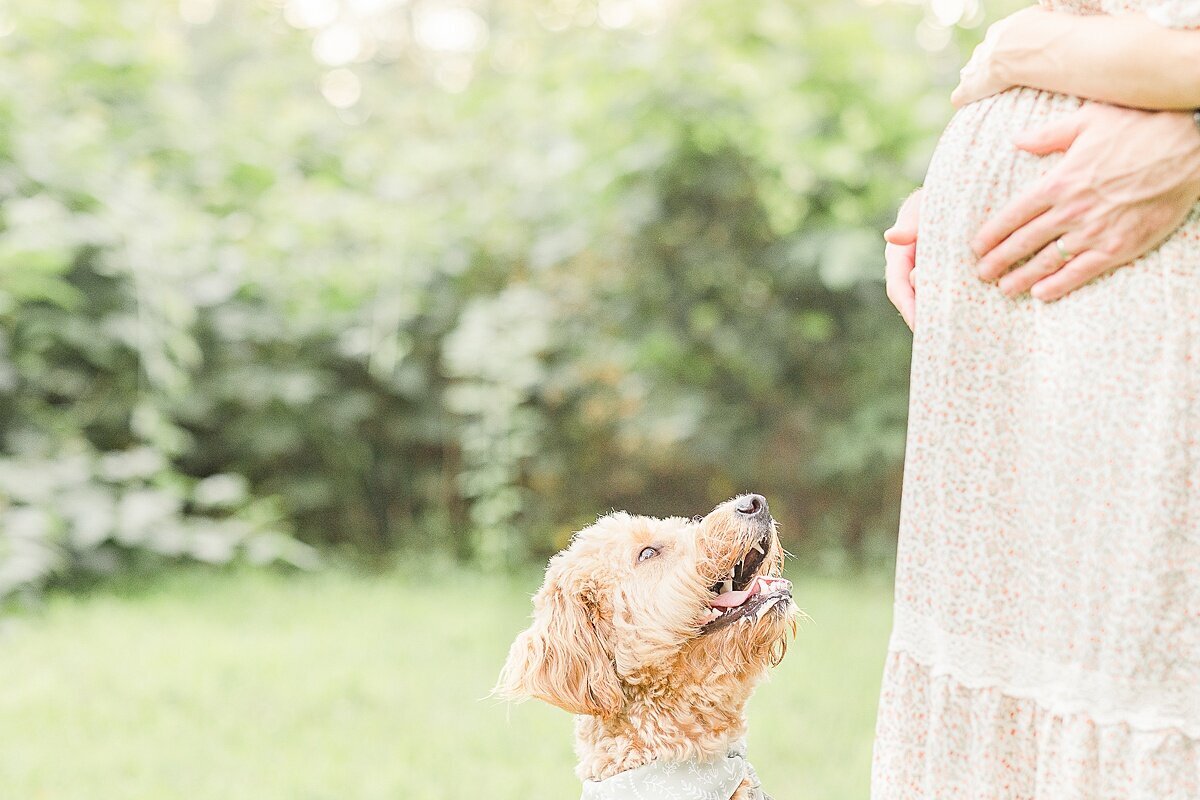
{"left": 319, "top": 66, "right": 362, "bottom": 107}
{"left": 412, "top": 3, "right": 488, "bottom": 53}
{"left": 285, "top": 0, "right": 339, "bottom": 29}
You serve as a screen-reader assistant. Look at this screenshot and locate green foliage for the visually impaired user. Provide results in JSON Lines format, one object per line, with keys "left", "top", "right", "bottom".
{"left": 0, "top": 442, "right": 314, "bottom": 599}
{"left": 0, "top": 0, "right": 996, "bottom": 592}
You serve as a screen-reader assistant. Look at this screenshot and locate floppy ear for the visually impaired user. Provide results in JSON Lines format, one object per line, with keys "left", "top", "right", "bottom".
{"left": 494, "top": 583, "right": 623, "bottom": 718}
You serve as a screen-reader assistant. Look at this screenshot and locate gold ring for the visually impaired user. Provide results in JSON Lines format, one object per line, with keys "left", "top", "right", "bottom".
{"left": 1054, "top": 237, "right": 1074, "bottom": 263}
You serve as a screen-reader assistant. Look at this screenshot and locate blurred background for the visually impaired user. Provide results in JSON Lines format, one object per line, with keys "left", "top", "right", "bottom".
{"left": 0, "top": 0, "right": 1016, "bottom": 797}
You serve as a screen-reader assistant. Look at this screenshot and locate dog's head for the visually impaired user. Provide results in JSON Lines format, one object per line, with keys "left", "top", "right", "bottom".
{"left": 495, "top": 494, "right": 795, "bottom": 718}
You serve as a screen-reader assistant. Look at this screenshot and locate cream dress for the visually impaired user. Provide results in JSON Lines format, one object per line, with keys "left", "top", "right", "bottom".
{"left": 871, "top": 2, "right": 1200, "bottom": 798}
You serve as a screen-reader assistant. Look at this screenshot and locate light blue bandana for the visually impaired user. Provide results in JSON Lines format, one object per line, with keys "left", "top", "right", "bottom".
{"left": 580, "top": 742, "right": 770, "bottom": 800}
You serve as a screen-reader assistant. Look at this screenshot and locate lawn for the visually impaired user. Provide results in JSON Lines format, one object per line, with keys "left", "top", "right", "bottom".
{"left": 0, "top": 565, "right": 893, "bottom": 799}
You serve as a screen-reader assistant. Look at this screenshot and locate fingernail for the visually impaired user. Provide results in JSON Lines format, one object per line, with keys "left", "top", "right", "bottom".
{"left": 970, "top": 240, "right": 983, "bottom": 257}
{"left": 999, "top": 280, "right": 1017, "bottom": 298}
{"left": 977, "top": 263, "right": 994, "bottom": 281}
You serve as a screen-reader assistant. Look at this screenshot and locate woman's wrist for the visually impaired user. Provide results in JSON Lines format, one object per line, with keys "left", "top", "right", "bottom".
{"left": 987, "top": 8, "right": 1061, "bottom": 95}
{"left": 1001, "top": 11, "right": 1200, "bottom": 109}
{"left": 1173, "top": 109, "right": 1200, "bottom": 187}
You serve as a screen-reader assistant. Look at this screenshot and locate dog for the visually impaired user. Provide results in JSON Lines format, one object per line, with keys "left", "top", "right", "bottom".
{"left": 495, "top": 494, "right": 796, "bottom": 800}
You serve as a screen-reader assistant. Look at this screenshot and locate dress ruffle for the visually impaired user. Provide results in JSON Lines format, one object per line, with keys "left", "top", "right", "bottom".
{"left": 873, "top": 650, "right": 1200, "bottom": 800}
{"left": 888, "top": 607, "right": 1200, "bottom": 739}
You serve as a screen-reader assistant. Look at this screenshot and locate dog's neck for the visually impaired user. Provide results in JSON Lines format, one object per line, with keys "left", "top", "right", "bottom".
{"left": 573, "top": 673, "right": 757, "bottom": 781}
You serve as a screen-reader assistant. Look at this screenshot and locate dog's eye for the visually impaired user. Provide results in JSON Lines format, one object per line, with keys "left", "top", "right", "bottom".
{"left": 637, "top": 546, "right": 659, "bottom": 563}
{"left": 691, "top": 515, "right": 704, "bottom": 524}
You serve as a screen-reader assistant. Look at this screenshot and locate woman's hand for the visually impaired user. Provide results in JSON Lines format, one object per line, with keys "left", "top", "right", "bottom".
{"left": 952, "top": 6, "right": 1049, "bottom": 108}
{"left": 973, "top": 103, "right": 1200, "bottom": 301}
{"left": 885, "top": 189, "right": 922, "bottom": 331}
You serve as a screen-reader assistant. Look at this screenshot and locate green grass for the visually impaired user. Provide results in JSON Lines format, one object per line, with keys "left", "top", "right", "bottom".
{"left": 0, "top": 566, "right": 893, "bottom": 799}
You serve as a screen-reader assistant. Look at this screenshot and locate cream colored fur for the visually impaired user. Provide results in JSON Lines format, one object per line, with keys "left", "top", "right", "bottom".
{"left": 495, "top": 497, "right": 796, "bottom": 790}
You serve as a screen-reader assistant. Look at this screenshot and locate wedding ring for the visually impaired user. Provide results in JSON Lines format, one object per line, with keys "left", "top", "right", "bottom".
{"left": 1054, "top": 237, "right": 1074, "bottom": 263}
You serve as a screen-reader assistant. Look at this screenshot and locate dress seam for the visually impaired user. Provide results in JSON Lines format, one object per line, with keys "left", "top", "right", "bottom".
{"left": 888, "top": 608, "right": 1200, "bottom": 739}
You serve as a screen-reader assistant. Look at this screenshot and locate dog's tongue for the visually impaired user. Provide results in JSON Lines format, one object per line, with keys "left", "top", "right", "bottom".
{"left": 709, "top": 575, "right": 785, "bottom": 609}
{"left": 710, "top": 587, "right": 755, "bottom": 608}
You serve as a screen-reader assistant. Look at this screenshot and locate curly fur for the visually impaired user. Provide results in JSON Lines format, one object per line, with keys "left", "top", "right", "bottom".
{"left": 495, "top": 496, "right": 797, "bottom": 788}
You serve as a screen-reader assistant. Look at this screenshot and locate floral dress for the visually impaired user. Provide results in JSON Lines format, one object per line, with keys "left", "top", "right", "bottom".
{"left": 872, "top": 1, "right": 1200, "bottom": 797}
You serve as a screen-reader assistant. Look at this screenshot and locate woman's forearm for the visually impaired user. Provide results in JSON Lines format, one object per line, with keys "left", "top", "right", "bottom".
{"left": 995, "top": 10, "right": 1200, "bottom": 110}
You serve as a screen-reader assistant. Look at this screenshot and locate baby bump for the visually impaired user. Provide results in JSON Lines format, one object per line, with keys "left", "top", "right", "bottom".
{"left": 914, "top": 87, "right": 1200, "bottom": 337}
{"left": 917, "top": 88, "right": 1082, "bottom": 290}
{"left": 906, "top": 86, "right": 1200, "bottom": 517}
{"left": 904, "top": 90, "right": 1200, "bottom": 677}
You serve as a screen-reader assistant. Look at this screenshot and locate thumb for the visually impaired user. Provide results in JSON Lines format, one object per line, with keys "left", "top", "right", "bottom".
{"left": 1014, "top": 110, "right": 1087, "bottom": 155}
{"left": 884, "top": 188, "right": 923, "bottom": 244}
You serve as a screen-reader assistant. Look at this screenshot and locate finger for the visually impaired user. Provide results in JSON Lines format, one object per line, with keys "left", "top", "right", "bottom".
{"left": 1029, "top": 251, "right": 1113, "bottom": 302}
{"left": 885, "top": 241, "right": 915, "bottom": 285}
{"left": 976, "top": 210, "right": 1066, "bottom": 281}
{"left": 981, "top": 110, "right": 1091, "bottom": 256}
{"left": 1013, "top": 110, "right": 1087, "bottom": 156}
{"left": 886, "top": 190, "right": 923, "bottom": 244}
{"left": 885, "top": 243, "right": 916, "bottom": 331}
{"left": 996, "top": 236, "right": 1078, "bottom": 298}
{"left": 951, "top": 76, "right": 998, "bottom": 109}
{"left": 888, "top": 277, "right": 915, "bottom": 330}
{"left": 972, "top": 189, "right": 1055, "bottom": 260}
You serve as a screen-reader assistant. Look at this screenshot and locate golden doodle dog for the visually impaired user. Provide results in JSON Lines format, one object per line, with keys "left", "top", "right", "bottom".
{"left": 496, "top": 494, "right": 797, "bottom": 800}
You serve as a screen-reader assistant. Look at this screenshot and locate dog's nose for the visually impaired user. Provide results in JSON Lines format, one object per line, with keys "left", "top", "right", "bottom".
{"left": 734, "top": 494, "right": 768, "bottom": 518}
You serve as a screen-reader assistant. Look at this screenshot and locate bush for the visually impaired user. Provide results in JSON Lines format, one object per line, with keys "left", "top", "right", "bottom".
{"left": 0, "top": 0, "right": 996, "bottom": 595}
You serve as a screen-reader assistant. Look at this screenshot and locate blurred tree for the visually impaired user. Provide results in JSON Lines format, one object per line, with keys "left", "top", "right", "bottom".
{"left": 0, "top": 0, "right": 1010, "bottom": 594}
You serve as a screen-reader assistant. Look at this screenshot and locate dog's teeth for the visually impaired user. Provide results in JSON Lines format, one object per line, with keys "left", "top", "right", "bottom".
{"left": 721, "top": 579, "right": 732, "bottom": 594}
{"left": 751, "top": 542, "right": 765, "bottom": 554}
{"left": 755, "top": 597, "right": 781, "bottom": 618}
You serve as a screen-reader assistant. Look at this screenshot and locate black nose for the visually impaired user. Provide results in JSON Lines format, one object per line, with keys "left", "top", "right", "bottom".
{"left": 734, "top": 494, "right": 768, "bottom": 518}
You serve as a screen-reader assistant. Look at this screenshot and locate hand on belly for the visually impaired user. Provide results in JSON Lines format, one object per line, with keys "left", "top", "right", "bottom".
{"left": 885, "top": 189, "right": 922, "bottom": 331}
{"left": 970, "top": 102, "right": 1200, "bottom": 302}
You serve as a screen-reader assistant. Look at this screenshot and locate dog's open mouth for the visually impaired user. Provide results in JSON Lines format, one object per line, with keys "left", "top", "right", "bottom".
{"left": 699, "top": 528, "right": 792, "bottom": 633}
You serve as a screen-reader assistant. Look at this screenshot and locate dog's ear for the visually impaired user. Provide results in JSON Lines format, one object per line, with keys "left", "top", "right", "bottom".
{"left": 494, "top": 581, "right": 623, "bottom": 718}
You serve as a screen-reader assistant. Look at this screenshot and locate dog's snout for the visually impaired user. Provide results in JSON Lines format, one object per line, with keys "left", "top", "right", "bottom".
{"left": 734, "top": 494, "right": 768, "bottom": 518}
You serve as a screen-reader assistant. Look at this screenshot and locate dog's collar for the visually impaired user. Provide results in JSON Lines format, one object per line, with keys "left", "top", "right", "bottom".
{"left": 580, "top": 740, "right": 768, "bottom": 800}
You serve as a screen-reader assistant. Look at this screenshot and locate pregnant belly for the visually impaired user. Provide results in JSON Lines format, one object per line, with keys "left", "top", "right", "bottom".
{"left": 919, "top": 87, "right": 1086, "bottom": 273}
{"left": 919, "top": 87, "right": 1200, "bottom": 282}
{"left": 912, "top": 86, "right": 1200, "bottom": 345}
